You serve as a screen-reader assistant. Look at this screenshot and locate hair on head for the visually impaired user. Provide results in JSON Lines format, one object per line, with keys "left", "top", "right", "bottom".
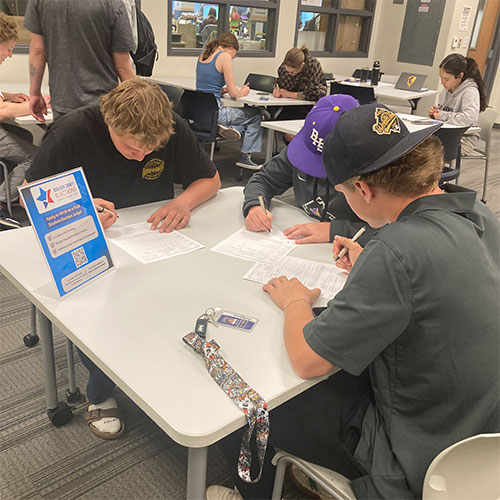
{"left": 0, "top": 12, "right": 18, "bottom": 43}
{"left": 100, "top": 78, "right": 174, "bottom": 150}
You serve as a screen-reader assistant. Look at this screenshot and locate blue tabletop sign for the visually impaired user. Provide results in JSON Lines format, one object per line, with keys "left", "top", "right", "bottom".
{"left": 19, "top": 167, "right": 114, "bottom": 297}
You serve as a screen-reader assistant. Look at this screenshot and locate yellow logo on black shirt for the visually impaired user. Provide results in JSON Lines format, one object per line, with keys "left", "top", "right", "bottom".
{"left": 372, "top": 107, "right": 401, "bottom": 136}
{"left": 142, "top": 158, "right": 164, "bottom": 180}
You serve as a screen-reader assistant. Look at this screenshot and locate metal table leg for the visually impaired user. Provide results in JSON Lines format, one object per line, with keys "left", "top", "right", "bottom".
{"left": 39, "top": 311, "right": 73, "bottom": 426}
{"left": 187, "top": 446, "right": 208, "bottom": 500}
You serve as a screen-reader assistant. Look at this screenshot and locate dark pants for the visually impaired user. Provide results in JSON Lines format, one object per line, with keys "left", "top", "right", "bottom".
{"left": 77, "top": 348, "right": 116, "bottom": 404}
{"left": 218, "top": 369, "right": 372, "bottom": 499}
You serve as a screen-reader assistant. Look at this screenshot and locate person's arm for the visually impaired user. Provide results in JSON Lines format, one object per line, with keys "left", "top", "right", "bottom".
{"left": 147, "top": 114, "right": 221, "bottom": 232}
{"left": 0, "top": 97, "right": 31, "bottom": 120}
{"left": 112, "top": 52, "right": 136, "bottom": 82}
{"left": 263, "top": 276, "right": 334, "bottom": 378}
{"left": 436, "top": 88, "right": 480, "bottom": 127}
{"left": 147, "top": 172, "right": 221, "bottom": 232}
{"left": 28, "top": 32, "right": 48, "bottom": 123}
{"left": 218, "top": 52, "right": 249, "bottom": 98}
{"left": 242, "top": 148, "right": 295, "bottom": 229}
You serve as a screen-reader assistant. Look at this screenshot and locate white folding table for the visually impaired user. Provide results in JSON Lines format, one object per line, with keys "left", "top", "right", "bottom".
{"left": 0, "top": 187, "right": 335, "bottom": 499}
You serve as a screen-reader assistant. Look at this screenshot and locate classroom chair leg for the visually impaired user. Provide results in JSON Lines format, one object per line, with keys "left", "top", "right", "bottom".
{"left": 65, "top": 339, "right": 83, "bottom": 403}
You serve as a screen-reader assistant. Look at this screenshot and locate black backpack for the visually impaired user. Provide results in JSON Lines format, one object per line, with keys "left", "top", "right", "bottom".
{"left": 131, "top": 6, "right": 158, "bottom": 77}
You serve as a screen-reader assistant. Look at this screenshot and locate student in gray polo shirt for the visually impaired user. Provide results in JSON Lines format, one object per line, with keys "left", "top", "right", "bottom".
{"left": 208, "top": 104, "right": 499, "bottom": 500}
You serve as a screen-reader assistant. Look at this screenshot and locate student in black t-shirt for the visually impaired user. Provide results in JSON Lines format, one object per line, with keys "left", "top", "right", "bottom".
{"left": 24, "top": 78, "right": 221, "bottom": 439}
{"left": 25, "top": 78, "right": 221, "bottom": 233}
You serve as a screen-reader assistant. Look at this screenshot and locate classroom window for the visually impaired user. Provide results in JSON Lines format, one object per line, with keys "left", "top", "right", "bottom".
{"left": 1, "top": 4, "right": 30, "bottom": 53}
{"left": 168, "top": 1, "right": 279, "bottom": 57}
{"left": 296, "top": 0, "right": 375, "bottom": 57}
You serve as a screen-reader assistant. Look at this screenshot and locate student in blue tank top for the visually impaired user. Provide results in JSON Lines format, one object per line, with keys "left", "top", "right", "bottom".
{"left": 196, "top": 32, "right": 263, "bottom": 170}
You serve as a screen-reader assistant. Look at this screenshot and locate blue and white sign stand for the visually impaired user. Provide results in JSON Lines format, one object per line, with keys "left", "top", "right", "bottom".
{"left": 19, "top": 167, "right": 114, "bottom": 297}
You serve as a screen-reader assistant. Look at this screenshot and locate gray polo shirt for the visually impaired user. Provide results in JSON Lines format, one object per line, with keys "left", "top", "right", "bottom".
{"left": 304, "top": 185, "right": 500, "bottom": 499}
{"left": 24, "top": 0, "right": 135, "bottom": 113}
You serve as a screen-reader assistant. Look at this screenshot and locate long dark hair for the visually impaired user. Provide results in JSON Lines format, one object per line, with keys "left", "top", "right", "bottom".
{"left": 439, "top": 53, "right": 487, "bottom": 111}
{"left": 201, "top": 32, "right": 239, "bottom": 61}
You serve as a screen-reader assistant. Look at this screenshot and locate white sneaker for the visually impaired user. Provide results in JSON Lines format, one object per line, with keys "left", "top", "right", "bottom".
{"left": 205, "top": 485, "right": 243, "bottom": 500}
{"left": 218, "top": 124, "right": 242, "bottom": 141}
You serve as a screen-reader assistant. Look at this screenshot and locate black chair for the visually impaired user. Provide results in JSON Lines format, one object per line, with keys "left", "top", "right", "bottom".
{"left": 434, "top": 126, "right": 469, "bottom": 184}
{"left": 177, "top": 90, "right": 219, "bottom": 160}
{"left": 159, "top": 84, "right": 184, "bottom": 112}
{"left": 244, "top": 73, "right": 276, "bottom": 93}
{"left": 330, "top": 81, "right": 375, "bottom": 105}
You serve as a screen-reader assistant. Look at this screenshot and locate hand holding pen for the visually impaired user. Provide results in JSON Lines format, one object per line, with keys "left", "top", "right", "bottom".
{"left": 94, "top": 198, "right": 118, "bottom": 230}
{"left": 333, "top": 227, "right": 366, "bottom": 272}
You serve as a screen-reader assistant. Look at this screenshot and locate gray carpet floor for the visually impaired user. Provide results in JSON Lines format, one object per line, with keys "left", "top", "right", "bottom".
{"left": 1, "top": 129, "right": 499, "bottom": 500}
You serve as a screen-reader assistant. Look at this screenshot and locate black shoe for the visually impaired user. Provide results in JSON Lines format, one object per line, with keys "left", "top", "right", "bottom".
{"left": 0, "top": 205, "right": 22, "bottom": 231}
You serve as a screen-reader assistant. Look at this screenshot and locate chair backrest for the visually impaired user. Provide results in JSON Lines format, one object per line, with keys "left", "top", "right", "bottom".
{"left": 158, "top": 84, "right": 184, "bottom": 111}
{"left": 423, "top": 433, "right": 500, "bottom": 500}
{"left": 434, "top": 126, "right": 469, "bottom": 163}
{"left": 177, "top": 90, "right": 219, "bottom": 142}
{"left": 330, "top": 82, "right": 375, "bottom": 105}
{"left": 478, "top": 108, "right": 499, "bottom": 149}
{"left": 200, "top": 24, "right": 218, "bottom": 44}
{"left": 244, "top": 73, "right": 276, "bottom": 93}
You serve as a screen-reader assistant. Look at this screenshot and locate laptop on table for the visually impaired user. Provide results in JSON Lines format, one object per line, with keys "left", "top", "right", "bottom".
{"left": 395, "top": 72, "right": 428, "bottom": 92}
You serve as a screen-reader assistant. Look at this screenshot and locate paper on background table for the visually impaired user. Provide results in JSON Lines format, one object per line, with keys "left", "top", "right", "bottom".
{"left": 210, "top": 227, "right": 295, "bottom": 264}
{"left": 106, "top": 222, "right": 204, "bottom": 264}
{"left": 244, "top": 255, "right": 348, "bottom": 307}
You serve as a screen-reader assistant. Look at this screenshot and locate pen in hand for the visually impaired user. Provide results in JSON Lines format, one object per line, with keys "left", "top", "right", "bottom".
{"left": 334, "top": 227, "right": 366, "bottom": 262}
{"left": 258, "top": 195, "right": 271, "bottom": 233}
{"left": 95, "top": 204, "right": 119, "bottom": 218}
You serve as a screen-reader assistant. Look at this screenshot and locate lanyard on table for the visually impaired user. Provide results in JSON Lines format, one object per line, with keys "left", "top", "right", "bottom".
{"left": 183, "top": 332, "right": 270, "bottom": 483}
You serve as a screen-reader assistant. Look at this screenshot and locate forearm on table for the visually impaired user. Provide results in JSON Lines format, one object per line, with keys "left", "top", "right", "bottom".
{"left": 176, "top": 173, "right": 221, "bottom": 209}
{"left": 0, "top": 100, "right": 30, "bottom": 120}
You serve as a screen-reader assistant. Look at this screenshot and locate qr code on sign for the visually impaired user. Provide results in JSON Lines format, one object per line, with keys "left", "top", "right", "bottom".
{"left": 72, "top": 247, "right": 88, "bottom": 268}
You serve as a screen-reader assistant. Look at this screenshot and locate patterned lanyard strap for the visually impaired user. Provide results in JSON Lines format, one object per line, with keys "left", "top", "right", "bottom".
{"left": 183, "top": 332, "right": 270, "bottom": 483}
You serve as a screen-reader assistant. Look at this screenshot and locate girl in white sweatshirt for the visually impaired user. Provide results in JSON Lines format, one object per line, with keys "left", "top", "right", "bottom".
{"left": 429, "top": 53, "right": 487, "bottom": 155}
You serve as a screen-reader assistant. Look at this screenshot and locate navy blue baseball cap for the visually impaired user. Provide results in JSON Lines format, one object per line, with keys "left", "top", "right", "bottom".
{"left": 322, "top": 104, "right": 442, "bottom": 185}
{"left": 287, "top": 94, "right": 359, "bottom": 178}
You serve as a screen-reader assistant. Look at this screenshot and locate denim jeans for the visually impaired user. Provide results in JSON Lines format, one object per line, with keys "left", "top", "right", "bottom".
{"left": 217, "top": 369, "right": 372, "bottom": 499}
{"left": 0, "top": 125, "right": 37, "bottom": 204}
{"left": 77, "top": 347, "right": 116, "bottom": 404}
{"left": 218, "top": 104, "right": 262, "bottom": 154}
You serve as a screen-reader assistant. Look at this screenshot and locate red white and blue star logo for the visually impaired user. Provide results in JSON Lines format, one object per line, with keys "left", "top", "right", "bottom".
{"left": 36, "top": 187, "right": 54, "bottom": 209}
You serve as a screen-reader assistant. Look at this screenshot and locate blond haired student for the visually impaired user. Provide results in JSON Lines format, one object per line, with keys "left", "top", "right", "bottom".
{"left": 23, "top": 79, "right": 220, "bottom": 439}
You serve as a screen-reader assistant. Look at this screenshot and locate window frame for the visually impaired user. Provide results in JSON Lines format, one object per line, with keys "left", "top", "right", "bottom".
{"left": 168, "top": 0, "right": 279, "bottom": 57}
{"left": 294, "top": 0, "right": 376, "bottom": 58}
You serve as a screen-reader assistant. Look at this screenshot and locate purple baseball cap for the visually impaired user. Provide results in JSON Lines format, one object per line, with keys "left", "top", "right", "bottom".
{"left": 287, "top": 94, "right": 359, "bottom": 178}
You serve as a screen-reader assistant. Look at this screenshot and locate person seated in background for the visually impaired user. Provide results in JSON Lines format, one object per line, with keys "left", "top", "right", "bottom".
{"left": 196, "top": 32, "right": 263, "bottom": 170}
{"left": 429, "top": 53, "right": 487, "bottom": 155}
{"left": 273, "top": 45, "right": 327, "bottom": 142}
{"left": 0, "top": 12, "right": 48, "bottom": 230}
{"left": 23, "top": 78, "right": 221, "bottom": 439}
{"left": 208, "top": 104, "right": 499, "bottom": 500}
{"left": 243, "top": 94, "right": 374, "bottom": 246}
{"left": 199, "top": 7, "right": 217, "bottom": 31}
